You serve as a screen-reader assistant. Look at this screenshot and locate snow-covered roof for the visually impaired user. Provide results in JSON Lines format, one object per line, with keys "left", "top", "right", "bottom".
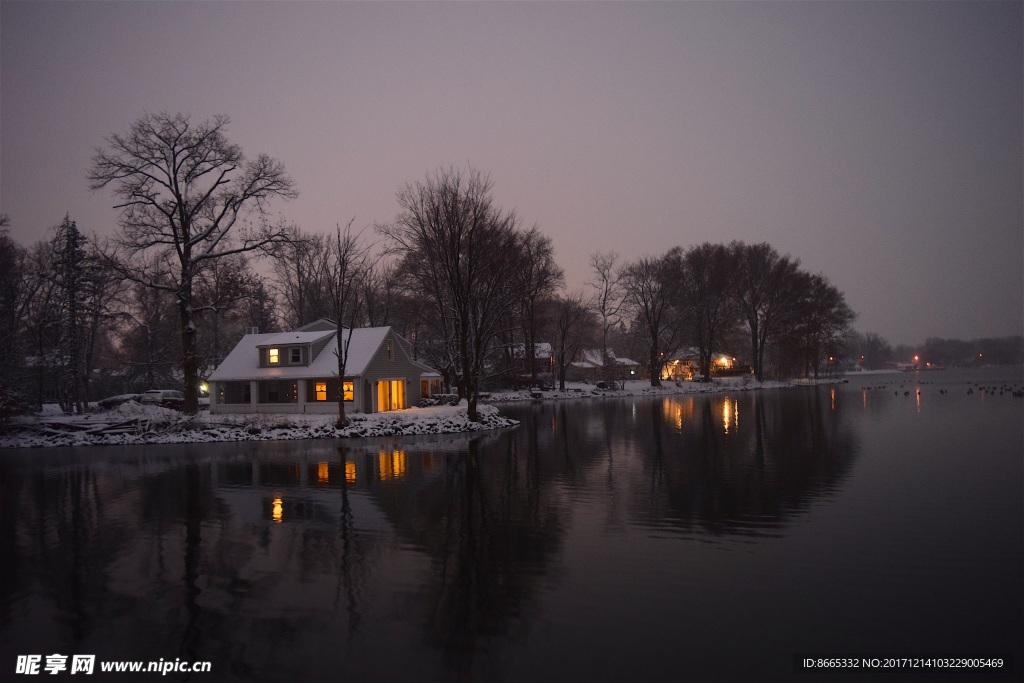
{"left": 578, "top": 348, "right": 639, "bottom": 368}
{"left": 254, "top": 330, "right": 335, "bottom": 347}
{"left": 209, "top": 327, "right": 433, "bottom": 381}
{"left": 508, "top": 342, "right": 553, "bottom": 359}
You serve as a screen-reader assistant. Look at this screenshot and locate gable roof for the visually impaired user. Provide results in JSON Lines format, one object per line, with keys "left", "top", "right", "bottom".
{"left": 209, "top": 326, "right": 432, "bottom": 381}
{"left": 576, "top": 348, "right": 639, "bottom": 368}
{"left": 255, "top": 330, "right": 335, "bottom": 347}
{"left": 295, "top": 318, "right": 337, "bottom": 332}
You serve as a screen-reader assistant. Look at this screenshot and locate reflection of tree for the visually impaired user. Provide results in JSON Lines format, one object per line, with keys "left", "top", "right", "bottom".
{"left": 496, "top": 391, "right": 858, "bottom": 541}
{"left": 366, "top": 433, "right": 566, "bottom": 679}
{"left": 631, "top": 390, "right": 859, "bottom": 536}
{"left": 335, "top": 446, "right": 362, "bottom": 648}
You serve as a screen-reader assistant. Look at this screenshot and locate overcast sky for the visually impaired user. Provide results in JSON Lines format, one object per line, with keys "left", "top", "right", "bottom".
{"left": 2, "top": 0, "right": 1021, "bottom": 346}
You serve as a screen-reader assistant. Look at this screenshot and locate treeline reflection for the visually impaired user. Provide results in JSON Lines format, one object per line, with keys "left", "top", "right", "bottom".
{"left": 1, "top": 388, "right": 858, "bottom": 680}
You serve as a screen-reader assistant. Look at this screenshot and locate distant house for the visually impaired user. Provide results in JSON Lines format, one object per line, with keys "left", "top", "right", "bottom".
{"left": 659, "top": 348, "right": 745, "bottom": 380}
{"left": 208, "top": 319, "right": 442, "bottom": 415}
{"left": 507, "top": 342, "right": 554, "bottom": 375}
{"left": 570, "top": 348, "right": 641, "bottom": 381}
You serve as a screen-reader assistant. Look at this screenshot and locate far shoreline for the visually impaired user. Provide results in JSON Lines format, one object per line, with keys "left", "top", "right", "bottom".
{"left": 0, "top": 376, "right": 863, "bottom": 450}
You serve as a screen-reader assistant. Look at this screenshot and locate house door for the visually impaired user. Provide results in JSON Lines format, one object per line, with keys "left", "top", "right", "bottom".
{"left": 376, "top": 379, "right": 405, "bottom": 412}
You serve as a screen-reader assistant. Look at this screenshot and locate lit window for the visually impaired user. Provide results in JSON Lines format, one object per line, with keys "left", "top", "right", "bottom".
{"left": 268, "top": 348, "right": 279, "bottom": 364}
{"left": 315, "top": 382, "right": 327, "bottom": 401}
{"left": 343, "top": 381, "right": 354, "bottom": 401}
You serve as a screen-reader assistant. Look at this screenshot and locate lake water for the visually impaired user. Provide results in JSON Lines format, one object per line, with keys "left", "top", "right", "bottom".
{"left": 1, "top": 368, "right": 1021, "bottom": 682}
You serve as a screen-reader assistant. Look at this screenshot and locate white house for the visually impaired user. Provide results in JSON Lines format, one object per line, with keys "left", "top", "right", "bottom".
{"left": 208, "top": 319, "right": 442, "bottom": 415}
{"left": 570, "top": 348, "right": 641, "bottom": 379}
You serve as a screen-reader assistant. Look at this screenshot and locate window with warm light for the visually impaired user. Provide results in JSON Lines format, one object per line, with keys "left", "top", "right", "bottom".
{"left": 343, "top": 381, "right": 354, "bottom": 401}
{"left": 315, "top": 382, "right": 327, "bottom": 401}
{"left": 268, "top": 348, "right": 279, "bottom": 364}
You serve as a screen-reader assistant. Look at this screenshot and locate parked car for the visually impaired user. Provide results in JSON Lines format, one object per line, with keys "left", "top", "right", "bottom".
{"left": 97, "top": 393, "right": 141, "bottom": 409}
{"left": 140, "top": 389, "right": 185, "bottom": 410}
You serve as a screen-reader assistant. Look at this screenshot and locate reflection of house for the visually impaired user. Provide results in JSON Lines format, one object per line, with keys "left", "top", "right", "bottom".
{"left": 570, "top": 348, "right": 640, "bottom": 380}
{"left": 208, "top": 319, "right": 442, "bottom": 414}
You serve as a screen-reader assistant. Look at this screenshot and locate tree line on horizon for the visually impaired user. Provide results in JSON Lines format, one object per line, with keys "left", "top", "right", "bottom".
{"left": 1, "top": 112, "right": 1017, "bottom": 424}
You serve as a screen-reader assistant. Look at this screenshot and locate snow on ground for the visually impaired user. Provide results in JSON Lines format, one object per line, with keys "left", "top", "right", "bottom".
{"left": 0, "top": 376, "right": 843, "bottom": 449}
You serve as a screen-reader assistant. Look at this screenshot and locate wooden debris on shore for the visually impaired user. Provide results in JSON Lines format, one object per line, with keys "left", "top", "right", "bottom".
{"left": 35, "top": 415, "right": 191, "bottom": 437}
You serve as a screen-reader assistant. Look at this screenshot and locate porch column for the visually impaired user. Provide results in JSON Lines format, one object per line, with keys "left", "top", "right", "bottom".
{"left": 297, "top": 379, "right": 307, "bottom": 413}
{"left": 250, "top": 381, "right": 259, "bottom": 410}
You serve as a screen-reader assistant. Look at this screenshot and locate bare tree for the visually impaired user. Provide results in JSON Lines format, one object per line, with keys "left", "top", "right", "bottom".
{"left": 621, "top": 248, "right": 684, "bottom": 387}
{"left": 588, "top": 251, "right": 625, "bottom": 384}
{"left": 120, "top": 275, "right": 179, "bottom": 392}
{"left": 552, "top": 290, "right": 594, "bottom": 391}
{"left": 360, "top": 259, "right": 399, "bottom": 328}
{"left": 89, "top": 112, "right": 297, "bottom": 413}
{"left": 515, "top": 227, "right": 564, "bottom": 383}
{"left": 680, "top": 243, "right": 737, "bottom": 382}
{"left": 380, "top": 166, "right": 527, "bottom": 421}
{"left": 271, "top": 224, "right": 334, "bottom": 328}
{"left": 0, "top": 216, "right": 38, "bottom": 422}
{"left": 193, "top": 252, "right": 261, "bottom": 373}
{"left": 791, "top": 272, "right": 856, "bottom": 378}
{"left": 728, "top": 241, "right": 802, "bottom": 380}
{"left": 321, "top": 221, "right": 372, "bottom": 427}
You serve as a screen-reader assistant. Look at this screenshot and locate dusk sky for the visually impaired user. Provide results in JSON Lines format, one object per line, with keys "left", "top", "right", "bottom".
{"left": 2, "top": 0, "right": 1021, "bottom": 346}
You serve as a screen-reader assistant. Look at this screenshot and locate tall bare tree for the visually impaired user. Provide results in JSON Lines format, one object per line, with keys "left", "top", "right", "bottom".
{"left": 588, "top": 251, "right": 625, "bottom": 384}
{"left": 791, "top": 272, "right": 856, "bottom": 378}
{"left": 271, "top": 224, "right": 333, "bottom": 328}
{"left": 728, "top": 241, "right": 802, "bottom": 381}
{"left": 360, "top": 259, "right": 399, "bottom": 328}
{"left": 552, "top": 290, "right": 594, "bottom": 391}
{"left": 621, "top": 248, "right": 684, "bottom": 387}
{"left": 0, "top": 216, "right": 38, "bottom": 422}
{"left": 515, "top": 227, "right": 564, "bottom": 383}
{"left": 380, "top": 166, "right": 527, "bottom": 421}
{"left": 680, "top": 243, "right": 737, "bottom": 382}
{"left": 321, "top": 221, "right": 372, "bottom": 428}
{"left": 89, "top": 112, "right": 297, "bottom": 413}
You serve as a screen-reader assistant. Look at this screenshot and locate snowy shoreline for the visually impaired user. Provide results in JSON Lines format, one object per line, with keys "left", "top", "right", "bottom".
{"left": 0, "top": 376, "right": 853, "bottom": 450}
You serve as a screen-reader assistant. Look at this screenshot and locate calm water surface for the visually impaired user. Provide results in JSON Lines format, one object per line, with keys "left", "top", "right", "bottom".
{"left": 1, "top": 369, "right": 1021, "bottom": 681}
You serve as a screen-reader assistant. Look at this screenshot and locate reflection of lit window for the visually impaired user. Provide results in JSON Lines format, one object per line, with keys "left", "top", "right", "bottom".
{"left": 345, "top": 461, "right": 356, "bottom": 484}
{"left": 272, "top": 497, "right": 283, "bottom": 523}
{"left": 343, "top": 381, "right": 354, "bottom": 401}
{"left": 723, "top": 400, "right": 732, "bottom": 434}
{"left": 315, "top": 382, "right": 327, "bottom": 401}
{"left": 269, "top": 348, "right": 279, "bottom": 364}
{"left": 378, "top": 449, "right": 407, "bottom": 480}
{"left": 317, "top": 461, "right": 329, "bottom": 483}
